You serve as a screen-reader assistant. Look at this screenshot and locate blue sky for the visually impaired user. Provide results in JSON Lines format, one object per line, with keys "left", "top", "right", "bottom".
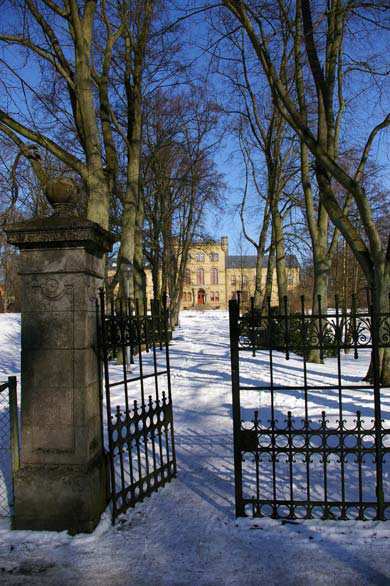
{"left": 179, "top": 2, "right": 390, "bottom": 257}
{"left": 1, "top": 2, "right": 389, "bottom": 257}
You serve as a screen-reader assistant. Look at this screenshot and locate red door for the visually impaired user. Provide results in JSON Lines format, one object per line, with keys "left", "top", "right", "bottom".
{"left": 197, "top": 289, "right": 206, "bottom": 305}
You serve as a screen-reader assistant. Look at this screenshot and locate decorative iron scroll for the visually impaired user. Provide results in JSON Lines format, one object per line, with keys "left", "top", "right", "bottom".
{"left": 98, "top": 291, "right": 176, "bottom": 523}
{"left": 238, "top": 309, "right": 390, "bottom": 355}
{"left": 240, "top": 410, "right": 389, "bottom": 520}
{"left": 229, "top": 293, "right": 389, "bottom": 521}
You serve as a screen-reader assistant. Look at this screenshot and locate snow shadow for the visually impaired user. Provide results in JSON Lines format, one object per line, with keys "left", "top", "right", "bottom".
{"left": 174, "top": 428, "right": 235, "bottom": 516}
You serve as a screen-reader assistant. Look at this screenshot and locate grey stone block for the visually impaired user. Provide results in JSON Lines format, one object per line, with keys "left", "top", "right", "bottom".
{"left": 12, "top": 455, "right": 108, "bottom": 534}
{"left": 5, "top": 212, "right": 113, "bottom": 533}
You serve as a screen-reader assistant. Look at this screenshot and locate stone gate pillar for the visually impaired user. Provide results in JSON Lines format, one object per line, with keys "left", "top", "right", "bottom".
{"left": 5, "top": 210, "right": 114, "bottom": 533}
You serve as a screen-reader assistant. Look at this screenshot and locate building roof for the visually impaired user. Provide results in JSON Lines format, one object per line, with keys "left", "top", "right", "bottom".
{"left": 227, "top": 254, "right": 299, "bottom": 269}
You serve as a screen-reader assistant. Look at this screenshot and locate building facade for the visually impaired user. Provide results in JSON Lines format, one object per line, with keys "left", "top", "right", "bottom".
{"left": 145, "top": 236, "right": 300, "bottom": 310}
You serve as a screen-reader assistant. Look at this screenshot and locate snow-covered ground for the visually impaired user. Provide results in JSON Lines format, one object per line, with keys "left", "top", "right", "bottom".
{"left": 0, "top": 310, "right": 389, "bottom": 585}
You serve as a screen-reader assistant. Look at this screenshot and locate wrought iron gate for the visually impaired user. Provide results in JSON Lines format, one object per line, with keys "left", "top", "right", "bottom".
{"left": 229, "top": 293, "right": 389, "bottom": 521}
{"left": 98, "top": 291, "right": 176, "bottom": 522}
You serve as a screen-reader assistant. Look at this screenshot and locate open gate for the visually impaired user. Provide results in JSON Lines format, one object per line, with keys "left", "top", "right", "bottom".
{"left": 98, "top": 291, "right": 176, "bottom": 522}
{"left": 229, "top": 293, "right": 389, "bottom": 521}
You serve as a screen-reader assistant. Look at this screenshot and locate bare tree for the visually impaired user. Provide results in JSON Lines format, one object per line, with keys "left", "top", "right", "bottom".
{"left": 143, "top": 88, "right": 224, "bottom": 324}
{"left": 0, "top": 1, "right": 121, "bottom": 228}
{"left": 222, "top": 0, "right": 390, "bottom": 380}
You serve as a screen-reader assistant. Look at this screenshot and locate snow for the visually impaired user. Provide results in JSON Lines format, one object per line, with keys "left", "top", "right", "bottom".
{"left": 0, "top": 314, "right": 20, "bottom": 380}
{"left": 0, "top": 310, "right": 389, "bottom": 585}
{"left": 0, "top": 314, "right": 20, "bottom": 518}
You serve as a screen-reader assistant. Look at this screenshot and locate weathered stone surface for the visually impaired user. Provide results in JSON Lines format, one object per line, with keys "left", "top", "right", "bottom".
{"left": 5, "top": 215, "right": 115, "bottom": 256}
{"left": 18, "top": 248, "right": 105, "bottom": 278}
{"left": 6, "top": 213, "right": 113, "bottom": 533}
{"left": 12, "top": 457, "right": 108, "bottom": 534}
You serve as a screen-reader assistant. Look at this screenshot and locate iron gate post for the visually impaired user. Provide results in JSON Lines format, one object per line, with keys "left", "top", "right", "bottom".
{"left": 5, "top": 209, "right": 115, "bottom": 533}
{"left": 229, "top": 299, "right": 245, "bottom": 516}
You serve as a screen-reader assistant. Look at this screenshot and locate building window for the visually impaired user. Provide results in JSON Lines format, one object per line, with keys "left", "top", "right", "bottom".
{"left": 242, "top": 275, "right": 248, "bottom": 289}
{"left": 210, "top": 252, "right": 219, "bottom": 261}
{"left": 185, "top": 269, "right": 191, "bottom": 285}
{"left": 288, "top": 273, "right": 294, "bottom": 285}
{"left": 210, "top": 291, "right": 220, "bottom": 303}
{"left": 231, "top": 275, "right": 236, "bottom": 286}
{"left": 211, "top": 268, "right": 218, "bottom": 285}
{"left": 241, "top": 291, "right": 249, "bottom": 302}
{"left": 196, "top": 268, "right": 204, "bottom": 285}
{"left": 196, "top": 252, "right": 205, "bottom": 262}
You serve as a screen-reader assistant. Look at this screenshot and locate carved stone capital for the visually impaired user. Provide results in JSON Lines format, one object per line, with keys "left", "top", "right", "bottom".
{"left": 5, "top": 215, "right": 115, "bottom": 257}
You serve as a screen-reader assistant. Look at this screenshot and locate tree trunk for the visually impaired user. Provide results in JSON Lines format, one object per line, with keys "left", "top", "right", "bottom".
{"left": 308, "top": 246, "right": 330, "bottom": 363}
{"left": 363, "top": 261, "right": 389, "bottom": 384}
{"left": 134, "top": 192, "right": 146, "bottom": 313}
{"left": 86, "top": 170, "right": 110, "bottom": 230}
{"left": 152, "top": 257, "right": 160, "bottom": 301}
{"left": 271, "top": 204, "right": 288, "bottom": 309}
{"left": 254, "top": 203, "right": 270, "bottom": 308}
{"left": 118, "top": 200, "right": 136, "bottom": 302}
{"left": 254, "top": 250, "right": 264, "bottom": 309}
{"left": 170, "top": 294, "right": 180, "bottom": 328}
{"left": 376, "top": 268, "right": 390, "bottom": 385}
{"left": 381, "top": 347, "right": 390, "bottom": 386}
{"left": 262, "top": 242, "right": 276, "bottom": 311}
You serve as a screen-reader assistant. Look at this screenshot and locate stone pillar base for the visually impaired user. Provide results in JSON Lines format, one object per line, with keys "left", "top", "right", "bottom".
{"left": 5, "top": 213, "right": 115, "bottom": 534}
{"left": 12, "top": 455, "right": 108, "bottom": 534}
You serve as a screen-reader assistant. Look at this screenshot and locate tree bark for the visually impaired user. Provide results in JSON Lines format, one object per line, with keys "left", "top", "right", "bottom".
{"left": 134, "top": 192, "right": 146, "bottom": 313}
{"left": 254, "top": 203, "right": 270, "bottom": 308}
{"left": 271, "top": 197, "right": 288, "bottom": 309}
{"left": 262, "top": 240, "right": 276, "bottom": 311}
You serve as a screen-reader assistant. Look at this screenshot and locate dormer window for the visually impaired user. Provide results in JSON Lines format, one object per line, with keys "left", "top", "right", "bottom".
{"left": 210, "top": 252, "right": 219, "bottom": 261}
{"left": 196, "top": 252, "right": 205, "bottom": 262}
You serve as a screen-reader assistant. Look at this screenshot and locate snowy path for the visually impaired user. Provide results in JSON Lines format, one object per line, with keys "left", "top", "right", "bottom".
{"left": 0, "top": 311, "right": 389, "bottom": 585}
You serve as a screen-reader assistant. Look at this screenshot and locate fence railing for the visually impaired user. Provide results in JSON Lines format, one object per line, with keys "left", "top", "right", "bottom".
{"left": 0, "top": 376, "right": 19, "bottom": 517}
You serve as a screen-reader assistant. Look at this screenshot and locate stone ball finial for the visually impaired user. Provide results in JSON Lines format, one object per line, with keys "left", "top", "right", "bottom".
{"left": 45, "top": 177, "right": 78, "bottom": 216}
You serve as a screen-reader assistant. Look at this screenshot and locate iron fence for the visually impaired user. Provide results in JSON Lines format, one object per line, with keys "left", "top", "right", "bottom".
{"left": 98, "top": 292, "right": 176, "bottom": 523}
{"left": 229, "top": 293, "right": 390, "bottom": 521}
{"left": 0, "top": 376, "right": 19, "bottom": 517}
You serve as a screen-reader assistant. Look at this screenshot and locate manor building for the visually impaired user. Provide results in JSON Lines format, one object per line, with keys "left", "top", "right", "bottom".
{"left": 145, "top": 236, "right": 300, "bottom": 310}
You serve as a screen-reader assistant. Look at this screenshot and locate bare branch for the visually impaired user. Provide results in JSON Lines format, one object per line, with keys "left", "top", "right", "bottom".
{"left": 355, "top": 113, "right": 390, "bottom": 182}
{"left": 0, "top": 109, "right": 86, "bottom": 175}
